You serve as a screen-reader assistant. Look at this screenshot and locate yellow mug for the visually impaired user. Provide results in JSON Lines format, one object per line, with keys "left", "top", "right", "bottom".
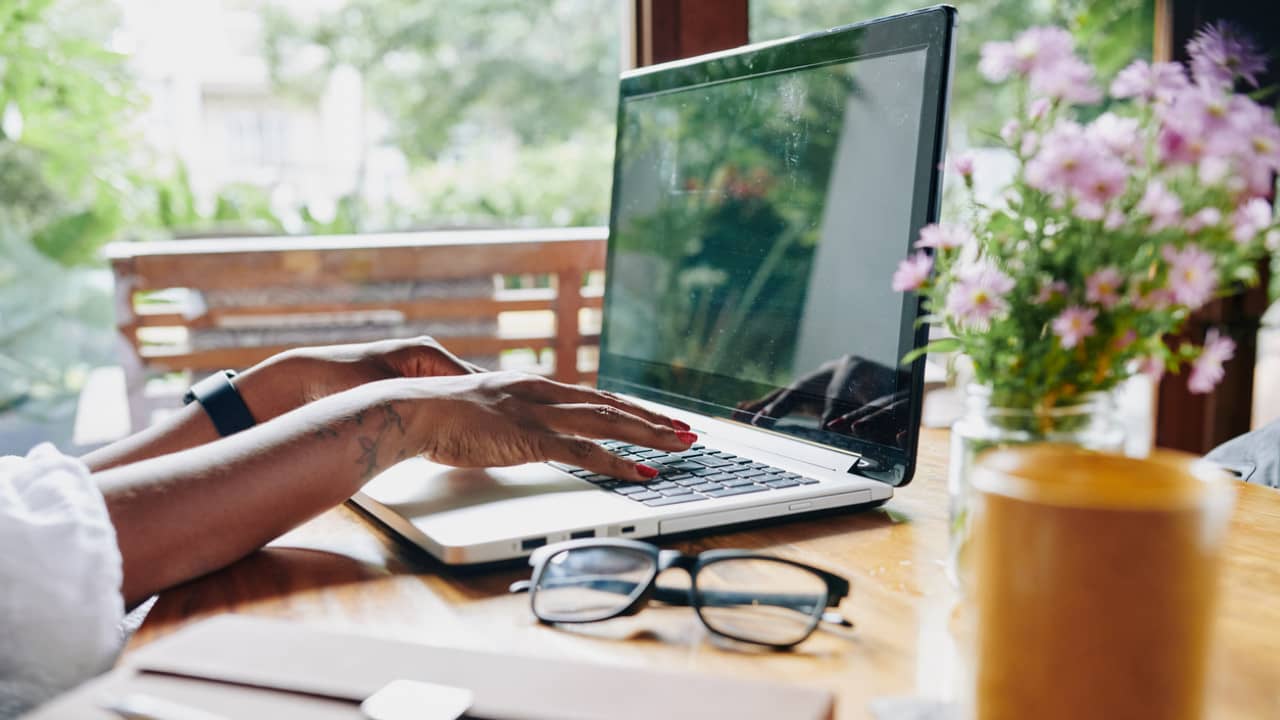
{"left": 967, "top": 445, "right": 1236, "bottom": 720}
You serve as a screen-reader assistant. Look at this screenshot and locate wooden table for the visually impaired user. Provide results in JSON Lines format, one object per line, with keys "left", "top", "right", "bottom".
{"left": 127, "top": 428, "right": 1280, "bottom": 719}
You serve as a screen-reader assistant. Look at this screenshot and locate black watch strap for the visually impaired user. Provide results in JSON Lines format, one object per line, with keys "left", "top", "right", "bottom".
{"left": 183, "top": 370, "right": 256, "bottom": 437}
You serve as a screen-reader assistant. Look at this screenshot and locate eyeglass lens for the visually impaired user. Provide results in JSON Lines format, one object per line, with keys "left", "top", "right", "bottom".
{"left": 532, "top": 547, "right": 656, "bottom": 622}
{"left": 530, "top": 545, "right": 831, "bottom": 646}
{"left": 694, "top": 557, "right": 828, "bottom": 646}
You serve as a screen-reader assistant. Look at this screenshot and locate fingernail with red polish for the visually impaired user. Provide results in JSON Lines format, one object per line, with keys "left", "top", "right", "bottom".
{"left": 636, "top": 463, "right": 659, "bottom": 479}
{"left": 676, "top": 431, "right": 698, "bottom": 444}
{"left": 671, "top": 419, "right": 691, "bottom": 431}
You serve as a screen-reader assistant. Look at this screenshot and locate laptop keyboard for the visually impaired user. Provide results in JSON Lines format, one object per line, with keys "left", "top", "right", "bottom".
{"left": 548, "top": 442, "right": 820, "bottom": 508}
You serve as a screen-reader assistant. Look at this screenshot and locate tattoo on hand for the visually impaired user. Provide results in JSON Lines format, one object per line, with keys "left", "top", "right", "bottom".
{"left": 352, "top": 401, "right": 408, "bottom": 480}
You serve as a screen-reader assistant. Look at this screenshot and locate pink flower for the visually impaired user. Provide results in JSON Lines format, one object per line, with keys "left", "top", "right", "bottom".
{"left": 1188, "top": 329, "right": 1236, "bottom": 394}
{"left": 1109, "top": 60, "right": 1189, "bottom": 103}
{"left": 1232, "top": 198, "right": 1273, "bottom": 244}
{"left": 1137, "top": 355, "right": 1166, "bottom": 381}
{"left": 1031, "top": 55, "right": 1102, "bottom": 104}
{"left": 1033, "top": 279, "right": 1068, "bottom": 304}
{"left": 1184, "top": 207, "right": 1222, "bottom": 233}
{"left": 1000, "top": 119, "right": 1021, "bottom": 146}
{"left": 1085, "top": 267, "right": 1124, "bottom": 309}
{"left": 916, "top": 223, "right": 974, "bottom": 250}
{"left": 1087, "top": 112, "right": 1141, "bottom": 160}
{"left": 953, "top": 153, "right": 975, "bottom": 178}
{"left": 1136, "top": 181, "right": 1183, "bottom": 232}
{"left": 1163, "top": 244, "right": 1217, "bottom": 310}
{"left": 979, "top": 42, "right": 1019, "bottom": 82}
{"left": 1052, "top": 306, "right": 1098, "bottom": 349}
{"left": 1135, "top": 287, "right": 1174, "bottom": 311}
{"left": 1104, "top": 208, "right": 1126, "bottom": 231}
{"left": 945, "top": 260, "right": 1015, "bottom": 327}
{"left": 1187, "top": 21, "right": 1268, "bottom": 90}
{"left": 892, "top": 252, "right": 933, "bottom": 292}
{"left": 1073, "top": 158, "right": 1129, "bottom": 214}
{"left": 1027, "top": 98, "right": 1052, "bottom": 122}
{"left": 980, "top": 27, "right": 1075, "bottom": 82}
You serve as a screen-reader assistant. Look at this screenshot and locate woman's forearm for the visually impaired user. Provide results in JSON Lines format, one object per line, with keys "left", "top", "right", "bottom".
{"left": 81, "top": 359, "right": 293, "bottom": 473}
{"left": 96, "top": 380, "right": 420, "bottom": 607}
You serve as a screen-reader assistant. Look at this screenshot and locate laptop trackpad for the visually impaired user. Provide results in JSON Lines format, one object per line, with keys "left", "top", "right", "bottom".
{"left": 359, "top": 458, "right": 637, "bottom": 542}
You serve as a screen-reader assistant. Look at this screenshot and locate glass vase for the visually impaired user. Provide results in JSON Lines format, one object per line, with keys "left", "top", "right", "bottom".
{"left": 947, "top": 385, "right": 1125, "bottom": 588}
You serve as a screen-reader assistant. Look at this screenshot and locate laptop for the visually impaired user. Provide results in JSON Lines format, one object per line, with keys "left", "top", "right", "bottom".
{"left": 353, "top": 6, "right": 956, "bottom": 564}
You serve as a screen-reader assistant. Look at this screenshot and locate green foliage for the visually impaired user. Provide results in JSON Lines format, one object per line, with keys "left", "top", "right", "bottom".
{"left": 263, "top": 0, "right": 620, "bottom": 161}
{"left": 0, "top": 0, "right": 143, "bottom": 265}
{"left": 753, "top": 0, "right": 1153, "bottom": 144}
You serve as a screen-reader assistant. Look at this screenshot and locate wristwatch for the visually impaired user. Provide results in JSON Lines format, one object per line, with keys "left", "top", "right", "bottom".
{"left": 183, "top": 370, "right": 257, "bottom": 437}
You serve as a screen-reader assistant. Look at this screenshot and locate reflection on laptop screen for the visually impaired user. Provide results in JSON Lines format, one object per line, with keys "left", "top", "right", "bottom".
{"left": 601, "top": 45, "right": 931, "bottom": 459}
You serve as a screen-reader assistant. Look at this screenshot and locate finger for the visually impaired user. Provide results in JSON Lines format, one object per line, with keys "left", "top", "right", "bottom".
{"left": 509, "top": 376, "right": 687, "bottom": 430}
{"left": 757, "top": 387, "right": 815, "bottom": 426}
{"left": 536, "top": 403, "right": 695, "bottom": 452}
{"left": 736, "top": 388, "right": 782, "bottom": 415}
{"left": 825, "top": 391, "right": 909, "bottom": 430}
{"left": 541, "top": 434, "right": 657, "bottom": 482}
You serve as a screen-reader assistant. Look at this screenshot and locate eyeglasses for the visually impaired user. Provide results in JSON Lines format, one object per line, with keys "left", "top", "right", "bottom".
{"left": 509, "top": 538, "right": 853, "bottom": 649}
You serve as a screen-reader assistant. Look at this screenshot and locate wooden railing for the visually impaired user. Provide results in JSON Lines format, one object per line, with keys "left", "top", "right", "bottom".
{"left": 107, "top": 227, "right": 608, "bottom": 430}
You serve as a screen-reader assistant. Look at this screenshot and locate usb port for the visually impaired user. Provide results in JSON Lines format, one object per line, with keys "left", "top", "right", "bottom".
{"left": 521, "top": 537, "right": 548, "bottom": 551}
{"left": 620, "top": 525, "right": 636, "bottom": 534}
{"left": 570, "top": 529, "right": 596, "bottom": 540}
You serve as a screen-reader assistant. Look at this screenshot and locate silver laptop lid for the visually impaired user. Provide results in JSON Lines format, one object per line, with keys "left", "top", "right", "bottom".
{"left": 597, "top": 6, "right": 956, "bottom": 487}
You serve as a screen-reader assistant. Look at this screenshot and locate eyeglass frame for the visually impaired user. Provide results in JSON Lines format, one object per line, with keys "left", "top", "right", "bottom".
{"left": 509, "top": 538, "right": 853, "bottom": 650}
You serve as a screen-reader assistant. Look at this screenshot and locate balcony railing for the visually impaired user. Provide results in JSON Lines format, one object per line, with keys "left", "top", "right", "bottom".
{"left": 107, "top": 226, "right": 608, "bottom": 430}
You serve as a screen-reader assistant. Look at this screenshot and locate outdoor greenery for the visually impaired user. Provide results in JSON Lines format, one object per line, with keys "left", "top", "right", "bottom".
{"left": 1, "top": 0, "right": 1162, "bottom": 451}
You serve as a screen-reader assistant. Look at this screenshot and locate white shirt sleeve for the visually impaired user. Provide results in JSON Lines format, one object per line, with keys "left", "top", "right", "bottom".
{"left": 0, "top": 443, "right": 124, "bottom": 718}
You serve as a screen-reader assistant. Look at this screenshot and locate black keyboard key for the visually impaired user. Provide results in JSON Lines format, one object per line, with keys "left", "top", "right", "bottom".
{"left": 645, "top": 494, "right": 707, "bottom": 507}
{"left": 671, "top": 462, "right": 706, "bottom": 473}
{"left": 707, "top": 484, "right": 769, "bottom": 498}
{"left": 766, "top": 479, "right": 800, "bottom": 489}
{"left": 691, "top": 482, "right": 723, "bottom": 493}
{"left": 693, "top": 456, "right": 732, "bottom": 468}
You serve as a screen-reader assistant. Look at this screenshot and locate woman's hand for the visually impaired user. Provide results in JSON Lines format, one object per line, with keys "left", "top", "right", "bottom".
{"left": 393, "top": 372, "right": 697, "bottom": 482}
{"left": 237, "top": 336, "right": 482, "bottom": 421}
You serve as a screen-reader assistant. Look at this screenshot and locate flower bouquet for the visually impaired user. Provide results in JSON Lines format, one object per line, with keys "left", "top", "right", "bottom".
{"left": 894, "top": 23, "right": 1280, "bottom": 582}
{"left": 897, "top": 22, "right": 1278, "bottom": 415}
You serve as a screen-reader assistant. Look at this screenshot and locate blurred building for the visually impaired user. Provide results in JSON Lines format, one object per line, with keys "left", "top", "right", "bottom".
{"left": 113, "top": 0, "right": 408, "bottom": 224}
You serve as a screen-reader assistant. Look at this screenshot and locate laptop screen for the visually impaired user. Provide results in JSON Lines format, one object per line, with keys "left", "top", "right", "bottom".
{"left": 598, "top": 9, "right": 953, "bottom": 485}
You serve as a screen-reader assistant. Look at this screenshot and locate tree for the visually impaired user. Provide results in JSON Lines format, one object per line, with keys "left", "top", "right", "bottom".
{"left": 263, "top": 0, "right": 620, "bottom": 162}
